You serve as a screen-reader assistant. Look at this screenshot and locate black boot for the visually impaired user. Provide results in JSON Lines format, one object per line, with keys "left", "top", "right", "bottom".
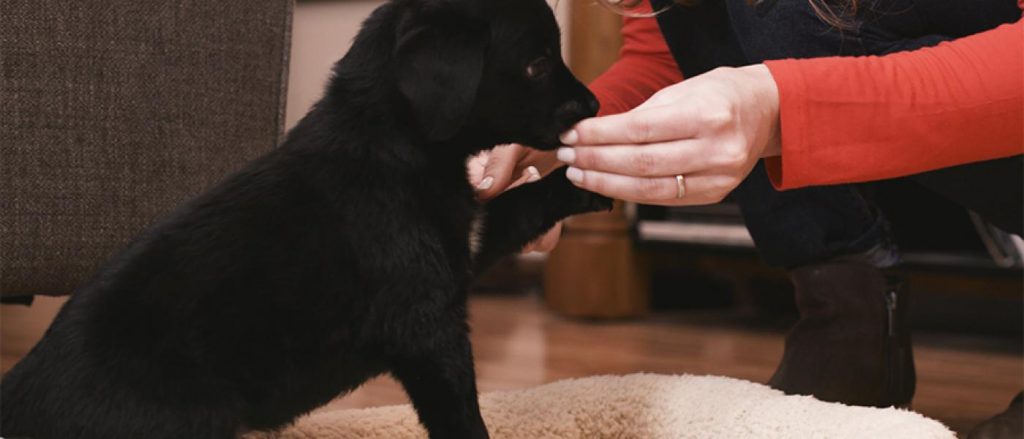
{"left": 968, "top": 392, "right": 1023, "bottom": 439}
{"left": 768, "top": 261, "right": 915, "bottom": 407}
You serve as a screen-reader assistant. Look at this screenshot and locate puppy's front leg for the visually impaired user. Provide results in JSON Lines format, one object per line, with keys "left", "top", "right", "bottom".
{"left": 391, "top": 332, "right": 489, "bottom": 439}
{"left": 473, "top": 166, "right": 612, "bottom": 271}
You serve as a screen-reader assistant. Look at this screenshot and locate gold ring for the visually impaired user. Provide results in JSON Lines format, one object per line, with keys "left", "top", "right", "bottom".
{"left": 675, "top": 174, "right": 686, "bottom": 199}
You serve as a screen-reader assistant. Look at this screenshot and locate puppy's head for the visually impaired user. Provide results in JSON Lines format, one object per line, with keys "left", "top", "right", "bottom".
{"left": 395, "top": 0, "right": 598, "bottom": 151}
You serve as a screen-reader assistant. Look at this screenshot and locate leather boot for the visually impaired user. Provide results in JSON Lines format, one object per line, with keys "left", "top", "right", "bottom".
{"left": 968, "top": 392, "right": 1023, "bottom": 439}
{"left": 769, "top": 261, "right": 915, "bottom": 407}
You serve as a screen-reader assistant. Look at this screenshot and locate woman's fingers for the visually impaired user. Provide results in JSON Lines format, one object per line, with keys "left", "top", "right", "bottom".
{"left": 521, "top": 149, "right": 563, "bottom": 177}
{"left": 565, "top": 167, "right": 733, "bottom": 206}
{"left": 476, "top": 144, "right": 525, "bottom": 199}
{"left": 558, "top": 140, "right": 708, "bottom": 177}
{"left": 477, "top": 145, "right": 566, "bottom": 200}
{"left": 560, "top": 104, "right": 702, "bottom": 146}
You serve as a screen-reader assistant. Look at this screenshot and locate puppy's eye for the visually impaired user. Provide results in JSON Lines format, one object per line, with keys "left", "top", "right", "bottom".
{"left": 525, "top": 57, "right": 552, "bottom": 80}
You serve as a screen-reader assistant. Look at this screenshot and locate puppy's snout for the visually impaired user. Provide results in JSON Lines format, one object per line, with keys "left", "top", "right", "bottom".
{"left": 555, "top": 96, "right": 599, "bottom": 127}
{"left": 584, "top": 94, "right": 600, "bottom": 116}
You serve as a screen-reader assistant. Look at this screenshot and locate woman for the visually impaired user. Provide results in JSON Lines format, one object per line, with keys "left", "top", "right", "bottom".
{"left": 471, "top": 0, "right": 1023, "bottom": 436}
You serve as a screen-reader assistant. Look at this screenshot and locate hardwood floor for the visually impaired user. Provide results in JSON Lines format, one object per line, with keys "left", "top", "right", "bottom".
{"left": 2, "top": 293, "right": 1020, "bottom": 435}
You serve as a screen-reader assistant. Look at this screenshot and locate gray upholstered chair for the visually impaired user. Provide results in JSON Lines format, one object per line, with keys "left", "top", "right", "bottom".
{"left": 1, "top": 0, "right": 293, "bottom": 299}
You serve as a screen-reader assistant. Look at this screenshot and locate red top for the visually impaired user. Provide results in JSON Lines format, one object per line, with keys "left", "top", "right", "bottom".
{"left": 588, "top": 2, "right": 1024, "bottom": 190}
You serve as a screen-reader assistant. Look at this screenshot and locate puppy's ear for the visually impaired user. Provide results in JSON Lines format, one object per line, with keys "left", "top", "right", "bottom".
{"left": 395, "top": 14, "right": 488, "bottom": 142}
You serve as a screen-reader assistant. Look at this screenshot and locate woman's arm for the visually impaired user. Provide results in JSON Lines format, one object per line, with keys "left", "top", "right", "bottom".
{"left": 764, "top": 17, "right": 1024, "bottom": 189}
{"left": 559, "top": 15, "right": 1022, "bottom": 205}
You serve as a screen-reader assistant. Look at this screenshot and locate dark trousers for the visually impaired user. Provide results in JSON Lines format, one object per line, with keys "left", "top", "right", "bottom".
{"left": 659, "top": 0, "right": 1023, "bottom": 267}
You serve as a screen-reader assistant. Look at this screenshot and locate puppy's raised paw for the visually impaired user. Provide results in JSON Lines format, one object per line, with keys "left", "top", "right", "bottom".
{"left": 577, "top": 190, "right": 613, "bottom": 214}
{"left": 540, "top": 167, "right": 614, "bottom": 215}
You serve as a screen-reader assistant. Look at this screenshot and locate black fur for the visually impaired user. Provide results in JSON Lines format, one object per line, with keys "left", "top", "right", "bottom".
{"left": 0, "top": 0, "right": 610, "bottom": 437}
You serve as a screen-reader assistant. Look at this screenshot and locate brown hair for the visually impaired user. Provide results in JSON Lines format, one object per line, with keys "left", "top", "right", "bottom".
{"left": 804, "top": 0, "right": 860, "bottom": 29}
{"left": 596, "top": 0, "right": 859, "bottom": 29}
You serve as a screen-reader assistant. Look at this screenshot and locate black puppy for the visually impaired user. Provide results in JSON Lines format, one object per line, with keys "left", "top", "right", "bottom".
{"left": 0, "top": 0, "right": 609, "bottom": 437}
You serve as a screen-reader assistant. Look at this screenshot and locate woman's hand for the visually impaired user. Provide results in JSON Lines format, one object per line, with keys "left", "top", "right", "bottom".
{"left": 467, "top": 144, "right": 564, "bottom": 253}
{"left": 469, "top": 144, "right": 562, "bottom": 200}
{"left": 557, "top": 64, "right": 781, "bottom": 206}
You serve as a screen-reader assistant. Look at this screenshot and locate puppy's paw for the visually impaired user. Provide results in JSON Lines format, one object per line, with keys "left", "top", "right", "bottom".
{"left": 542, "top": 167, "right": 614, "bottom": 215}
{"left": 559, "top": 186, "right": 613, "bottom": 216}
{"left": 577, "top": 190, "right": 613, "bottom": 213}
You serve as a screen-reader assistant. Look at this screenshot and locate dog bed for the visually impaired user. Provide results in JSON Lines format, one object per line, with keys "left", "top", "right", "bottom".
{"left": 248, "top": 373, "right": 954, "bottom": 439}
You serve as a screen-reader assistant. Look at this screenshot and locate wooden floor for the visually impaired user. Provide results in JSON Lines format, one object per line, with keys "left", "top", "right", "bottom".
{"left": 2, "top": 293, "right": 1021, "bottom": 436}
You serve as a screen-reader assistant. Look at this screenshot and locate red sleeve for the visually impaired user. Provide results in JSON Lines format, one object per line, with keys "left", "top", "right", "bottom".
{"left": 587, "top": 4, "right": 683, "bottom": 116}
{"left": 763, "top": 15, "right": 1024, "bottom": 189}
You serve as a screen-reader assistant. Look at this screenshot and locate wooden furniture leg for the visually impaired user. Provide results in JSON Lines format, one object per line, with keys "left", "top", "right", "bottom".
{"left": 544, "top": 204, "right": 650, "bottom": 318}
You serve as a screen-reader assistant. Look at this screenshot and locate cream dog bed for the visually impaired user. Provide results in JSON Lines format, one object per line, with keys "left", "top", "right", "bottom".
{"left": 248, "top": 374, "right": 954, "bottom": 439}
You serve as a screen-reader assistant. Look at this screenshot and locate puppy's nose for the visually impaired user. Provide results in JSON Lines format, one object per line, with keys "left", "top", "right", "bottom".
{"left": 556, "top": 100, "right": 589, "bottom": 122}
{"left": 584, "top": 94, "right": 600, "bottom": 116}
{"left": 557, "top": 96, "right": 599, "bottom": 126}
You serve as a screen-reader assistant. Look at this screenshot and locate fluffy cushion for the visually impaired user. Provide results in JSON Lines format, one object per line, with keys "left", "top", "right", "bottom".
{"left": 248, "top": 373, "right": 954, "bottom": 438}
